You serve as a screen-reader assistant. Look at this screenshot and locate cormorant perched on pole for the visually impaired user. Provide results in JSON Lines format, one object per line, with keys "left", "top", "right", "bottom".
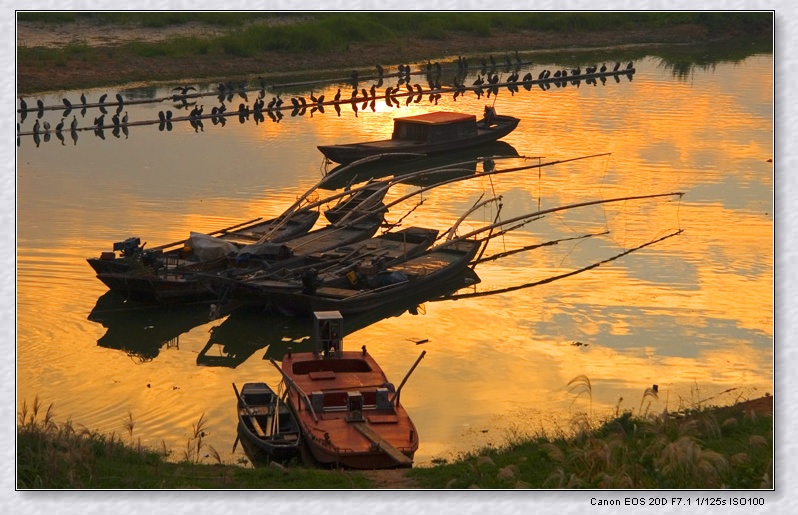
{"left": 63, "top": 98, "right": 72, "bottom": 109}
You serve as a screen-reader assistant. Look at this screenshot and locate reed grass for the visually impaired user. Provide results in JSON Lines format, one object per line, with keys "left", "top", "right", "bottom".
{"left": 407, "top": 378, "right": 773, "bottom": 489}
{"left": 17, "top": 382, "right": 772, "bottom": 489}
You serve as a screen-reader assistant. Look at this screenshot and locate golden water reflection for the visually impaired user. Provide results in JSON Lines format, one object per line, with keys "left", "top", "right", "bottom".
{"left": 16, "top": 53, "right": 773, "bottom": 467}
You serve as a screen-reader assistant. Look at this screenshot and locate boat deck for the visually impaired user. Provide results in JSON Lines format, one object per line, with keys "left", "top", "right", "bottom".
{"left": 282, "top": 350, "right": 419, "bottom": 468}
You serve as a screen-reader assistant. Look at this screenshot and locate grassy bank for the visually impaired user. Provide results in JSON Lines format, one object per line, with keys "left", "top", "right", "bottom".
{"left": 17, "top": 393, "right": 772, "bottom": 489}
{"left": 16, "top": 12, "right": 772, "bottom": 94}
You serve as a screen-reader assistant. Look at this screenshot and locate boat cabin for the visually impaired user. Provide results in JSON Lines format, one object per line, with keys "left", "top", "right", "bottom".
{"left": 391, "top": 112, "right": 478, "bottom": 144}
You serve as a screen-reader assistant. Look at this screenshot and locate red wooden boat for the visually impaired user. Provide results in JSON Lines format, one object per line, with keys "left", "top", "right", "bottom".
{"left": 272, "top": 312, "right": 424, "bottom": 469}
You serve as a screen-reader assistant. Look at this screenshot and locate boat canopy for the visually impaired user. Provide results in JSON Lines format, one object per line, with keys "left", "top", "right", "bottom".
{"left": 393, "top": 112, "right": 478, "bottom": 143}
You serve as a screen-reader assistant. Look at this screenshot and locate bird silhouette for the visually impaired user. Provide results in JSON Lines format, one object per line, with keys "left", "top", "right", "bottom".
{"left": 116, "top": 93, "right": 124, "bottom": 105}
{"left": 112, "top": 113, "right": 120, "bottom": 127}
{"left": 333, "top": 88, "right": 341, "bottom": 104}
{"left": 626, "top": 61, "right": 634, "bottom": 70}
{"left": 33, "top": 119, "right": 40, "bottom": 134}
{"left": 19, "top": 97, "right": 28, "bottom": 112}
{"left": 55, "top": 118, "right": 65, "bottom": 133}
{"left": 376, "top": 63, "right": 384, "bottom": 76}
{"left": 43, "top": 121, "right": 51, "bottom": 132}
{"left": 98, "top": 93, "right": 107, "bottom": 104}
{"left": 70, "top": 115, "right": 78, "bottom": 131}
{"left": 122, "top": 111, "right": 129, "bottom": 125}
{"left": 599, "top": 63, "right": 607, "bottom": 73}
{"left": 173, "top": 85, "right": 196, "bottom": 95}
{"left": 36, "top": 99, "right": 44, "bottom": 112}
{"left": 63, "top": 98, "right": 72, "bottom": 109}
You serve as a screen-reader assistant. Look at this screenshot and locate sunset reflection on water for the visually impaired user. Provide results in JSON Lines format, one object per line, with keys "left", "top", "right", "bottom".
{"left": 16, "top": 52, "right": 772, "bottom": 466}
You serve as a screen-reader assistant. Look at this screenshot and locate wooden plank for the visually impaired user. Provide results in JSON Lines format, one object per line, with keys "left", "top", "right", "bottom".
{"left": 248, "top": 414, "right": 268, "bottom": 437}
{"left": 315, "top": 286, "right": 359, "bottom": 298}
{"left": 353, "top": 423, "right": 413, "bottom": 465}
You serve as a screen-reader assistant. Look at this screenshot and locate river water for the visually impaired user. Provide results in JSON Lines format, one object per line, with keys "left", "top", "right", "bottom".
{"left": 15, "top": 45, "right": 773, "bottom": 470}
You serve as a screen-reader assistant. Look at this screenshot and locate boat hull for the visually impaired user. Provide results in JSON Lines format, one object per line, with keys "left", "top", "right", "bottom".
{"left": 281, "top": 350, "right": 419, "bottom": 469}
{"left": 318, "top": 114, "right": 519, "bottom": 165}
{"left": 264, "top": 239, "right": 482, "bottom": 316}
{"left": 236, "top": 382, "right": 301, "bottom": 463}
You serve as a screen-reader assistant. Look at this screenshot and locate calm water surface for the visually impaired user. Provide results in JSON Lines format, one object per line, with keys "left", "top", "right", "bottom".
{"left": 16, "top": 52, "right": 773, "bottom": 467}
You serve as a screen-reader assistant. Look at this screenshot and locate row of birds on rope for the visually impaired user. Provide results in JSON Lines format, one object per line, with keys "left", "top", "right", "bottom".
{"left": 17, "top": 57, "right": 635, "bottom": 140}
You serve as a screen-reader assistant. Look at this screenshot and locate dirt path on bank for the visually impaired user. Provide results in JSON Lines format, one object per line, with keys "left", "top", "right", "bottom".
{"left": 16, "top": 20, "right": 715, "bottom": 94}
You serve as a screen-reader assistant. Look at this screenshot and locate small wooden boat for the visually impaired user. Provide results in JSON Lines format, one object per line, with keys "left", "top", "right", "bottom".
{"left": 234, "top": 382, "right": 301, "bottom": 462}
{"left": 261, "top": 238, "right": 482, "bottom": 316}
{"left": 272, "top": 313, "right": 424, "bottom": 469}
{"left": 317, "top": 107, "right": 520, "bottom": 165}
{"left": 87, "top": 208, "right": 321, "bottom": 276}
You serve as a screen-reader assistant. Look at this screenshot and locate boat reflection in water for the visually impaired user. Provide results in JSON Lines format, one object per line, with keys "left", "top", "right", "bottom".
{"left": 87, "top": 291, "right": 223, "bottom": 362}
{"left": 318, "top": 141, "right": 520, "bottom": 190}
{"left": 197, "top": 267, "right": 481, "bottom": 368}
{"left": 89, "top": 225, "right": 681, "bottom": 368}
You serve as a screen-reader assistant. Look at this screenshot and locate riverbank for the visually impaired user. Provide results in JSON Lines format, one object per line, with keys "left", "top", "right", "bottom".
{"left": 17, "top": 394, "right": 773, "bottom": 489}
{"left": 15, "top": 14, "right": 769, "bottom": 94}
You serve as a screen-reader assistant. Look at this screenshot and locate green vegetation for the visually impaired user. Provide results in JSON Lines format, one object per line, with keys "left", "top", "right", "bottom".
{"left": 18, "top": 385, "right": 773, "bottom": 489}
{"left": 16, "top": 396, "right": 371, "bottom": 489}
{"left": 407, "top": 399, "right": 773, "bottom": 489}
{"left": 16, "top": 11, "right": 772, "bottom": 94}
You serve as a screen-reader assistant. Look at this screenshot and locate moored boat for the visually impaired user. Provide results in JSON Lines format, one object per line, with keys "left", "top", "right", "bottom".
{"left": 317, "top": 107, "right": 520, "bottom": 165}
{"left": 201, "top": 226, "right": 441, "bottom": 309}
{"left": 260, "top": 238, "right": 482, "bottom": 316}
{"left": 233, "top": 382, "right": 301, "bottom": 462}
{"left": 87, "top": 209, "right": 321, "bottom": 276}
{"left": 272, "top": 312, "right": 424, "bottom": 469}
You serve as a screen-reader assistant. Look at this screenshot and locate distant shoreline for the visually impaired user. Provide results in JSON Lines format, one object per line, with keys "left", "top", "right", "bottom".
{"left": 16, "top": 20, "right": 747, "bottom": 95}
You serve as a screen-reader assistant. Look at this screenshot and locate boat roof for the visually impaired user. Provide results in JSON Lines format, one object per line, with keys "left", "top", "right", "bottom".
{"left": 394, "top": 112, "right": 476, "bottom": 125}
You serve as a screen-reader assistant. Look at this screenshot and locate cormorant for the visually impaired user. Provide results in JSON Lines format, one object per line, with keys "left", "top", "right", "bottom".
{"left": 122, "top": 111, "right": 128, "bottom": 125}
{"left": 33, "top": 119, "right": 40, "bottom": 134}
{"left": 599, "top": 63, "right": 607, "bottom": 73}
{"left": 19, "top": 97, "right": 28, "bottom": 112}
{"left": 333, "top": 89, "right": 341, "bottom": 103}
{"left": 116, "top": 93, "right": 124, "bottom": 105}
{"left": 63, "top": 98, "right": 72, "bottom": 109}
{"left": 376, "top": 64, "right": 384, "bottom": 76}
{"left": 626, "top": 61, "right": 634, "bottom": 70}
{"left": 55, "top": 119, "right": 64, "bottom": 133}
{"left": 43, "top": 121, "right": 50, "bottom": 132}
{"left": 112, "top": 113, "right": 120, "bottom": 127}
{"left": 80, "top": 93, "right": 87, "bottom": 105}
{"left": 613, "top": 62, "right": 621, "bottom": 72}
{"left": 173, "top": 85, "right": 196, "bottom": 95}
{"left": 158, "top": 111, "right": 166, "bottom": 122}
{"left": 70, "top": 115, "right": 78, "bottom": 131}
{"left": 99, "top": 93, "right": 107, "bottom": 104}
{"left": 36, "top": 99, "right": 44, "bottom": 112}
